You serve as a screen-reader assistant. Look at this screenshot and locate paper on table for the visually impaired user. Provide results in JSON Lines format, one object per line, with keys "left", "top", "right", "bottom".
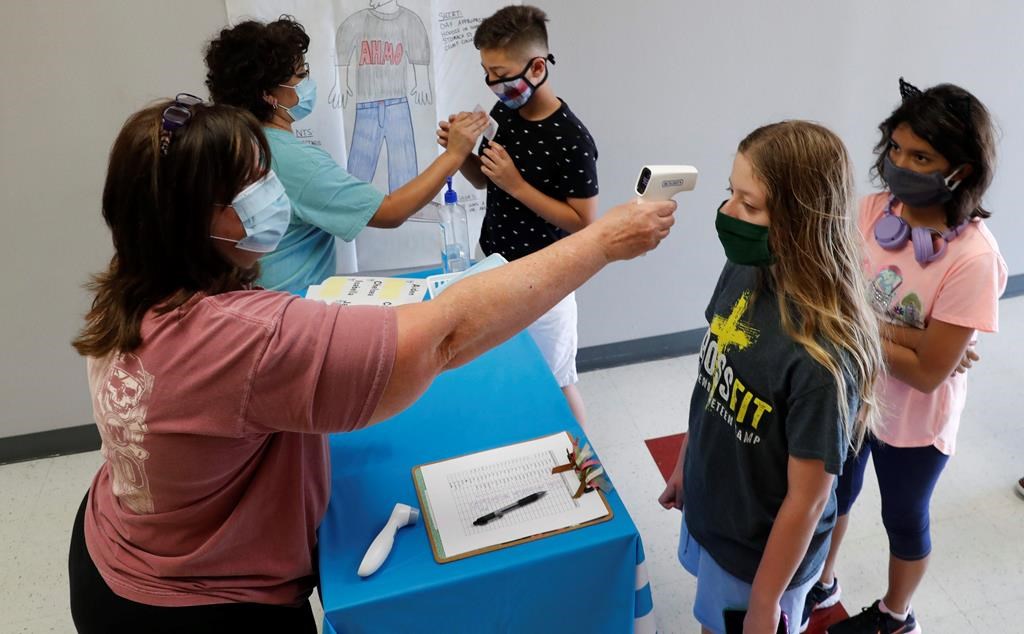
{"left": 306, "top": 276, "right": 427, "bottom": 306}
{"left": 416, "top": 432, "right": 609, "bottom": 560}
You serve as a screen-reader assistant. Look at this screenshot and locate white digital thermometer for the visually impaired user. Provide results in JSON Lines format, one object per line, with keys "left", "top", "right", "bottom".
{"left": 357, "top": 503, "right": 420, "bottom": 578}
{"left": 635, "top": 165, "right": 699, "bottom": 200}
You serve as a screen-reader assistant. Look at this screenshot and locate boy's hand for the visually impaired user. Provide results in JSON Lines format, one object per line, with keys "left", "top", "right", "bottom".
{"left": 445, "top": 112, "right": 488, "bottom": 158}
{"left": 480, "top": 141, "right": 526, "bottom": 196}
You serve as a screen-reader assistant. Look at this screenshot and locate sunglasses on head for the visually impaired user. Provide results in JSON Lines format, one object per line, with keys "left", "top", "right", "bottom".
{"left": 159, "top": 93, "right": 204, "bottom": 156}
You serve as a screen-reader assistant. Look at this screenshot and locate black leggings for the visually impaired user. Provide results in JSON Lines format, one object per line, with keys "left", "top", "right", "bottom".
{"left": 69, "top": 493, "right": 317, "bottom": 634}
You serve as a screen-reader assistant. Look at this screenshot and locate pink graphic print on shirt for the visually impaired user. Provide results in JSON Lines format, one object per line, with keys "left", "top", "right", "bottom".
{"left": 96, "top": 353, "right": 155, "bottom": 514}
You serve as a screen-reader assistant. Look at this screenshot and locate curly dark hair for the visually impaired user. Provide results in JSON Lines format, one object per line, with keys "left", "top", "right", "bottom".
{"left": 205, "top": 15, "right": 310, "bottom": 122}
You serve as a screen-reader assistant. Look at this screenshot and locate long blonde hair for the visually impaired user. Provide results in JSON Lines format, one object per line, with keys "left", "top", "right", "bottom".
{"left": 739, "top": 121, "right": 883, "bottom": 447}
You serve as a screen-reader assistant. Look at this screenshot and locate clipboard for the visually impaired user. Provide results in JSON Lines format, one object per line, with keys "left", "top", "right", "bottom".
{"left": 412, "top": 431, "right": 613, "bottom": 564}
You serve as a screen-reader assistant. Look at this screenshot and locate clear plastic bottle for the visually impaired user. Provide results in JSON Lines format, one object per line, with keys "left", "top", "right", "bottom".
{"left": 439, "top": 177, "right": 470, "bottom": 273}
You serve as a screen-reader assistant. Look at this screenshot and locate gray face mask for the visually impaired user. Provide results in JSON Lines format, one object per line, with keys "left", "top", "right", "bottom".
{"left": 882, "top": 154, "right": 964, "bottom": 207}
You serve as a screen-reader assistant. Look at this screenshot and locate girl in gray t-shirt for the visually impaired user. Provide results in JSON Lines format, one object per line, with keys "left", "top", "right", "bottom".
{"left": 659, "top": 121, "right": 885, "bottom": 634}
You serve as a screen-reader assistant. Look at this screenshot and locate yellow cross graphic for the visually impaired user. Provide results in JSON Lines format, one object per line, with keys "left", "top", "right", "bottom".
{"left": 707, "top": 291, "right": 759, "bottom": 405}
{"left": 710, "top": 291, "right": 759, "bottom": 354}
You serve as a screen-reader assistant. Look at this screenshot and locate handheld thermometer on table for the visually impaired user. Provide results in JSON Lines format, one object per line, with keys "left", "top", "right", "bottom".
{"left": 357, "top": 503, "right": 420, "bottom": 578}
{"left": 635, "top": 165, "right": 699, "bottom": 200}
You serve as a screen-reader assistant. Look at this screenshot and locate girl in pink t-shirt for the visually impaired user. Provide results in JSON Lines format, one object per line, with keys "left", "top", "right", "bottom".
{"left": 809, "top": 80, "right": 1007, "bottom": 634}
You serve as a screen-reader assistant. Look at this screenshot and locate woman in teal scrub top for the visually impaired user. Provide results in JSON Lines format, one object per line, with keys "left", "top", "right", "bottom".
{"left": 204, "top": 15, "right": 488, "bottom": 294}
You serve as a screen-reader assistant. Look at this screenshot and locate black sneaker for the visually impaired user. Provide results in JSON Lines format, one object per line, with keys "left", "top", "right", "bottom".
{"left": 827, "top": 600, "right": 921, "bottom": 634}
{"left": 800, "top": 578, "right": 842, "bottom": 632}
{"left": 1015, "top": 476, "right": 1024, "bottom": 499}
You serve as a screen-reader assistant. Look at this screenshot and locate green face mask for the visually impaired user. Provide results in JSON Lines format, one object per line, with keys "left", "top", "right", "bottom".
{"left": 715, "top": 201, "right": 773, "bottom": 266}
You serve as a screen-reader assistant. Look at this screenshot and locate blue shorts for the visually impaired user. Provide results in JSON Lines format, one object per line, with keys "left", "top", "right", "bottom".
{"left": 678, "top": 514, "right": 819, "bottom": 634}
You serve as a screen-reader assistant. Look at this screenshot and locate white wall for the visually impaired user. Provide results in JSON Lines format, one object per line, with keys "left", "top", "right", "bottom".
{"left": 2, "top": 0, "right": 1021, "bottom": 437}
{"left": 545, "top": 0, "right": 1024, "bottom": 346}
{"left": 0, "top": 1, "right": 227, "bottom": 437}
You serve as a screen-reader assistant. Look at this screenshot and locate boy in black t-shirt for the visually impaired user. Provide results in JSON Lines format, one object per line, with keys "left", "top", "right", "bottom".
{"left": 437, "top": 5, "right": 598, "bottom": 425}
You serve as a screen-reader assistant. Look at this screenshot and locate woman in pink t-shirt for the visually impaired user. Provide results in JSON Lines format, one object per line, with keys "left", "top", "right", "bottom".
{"left": 67, "top": 99, "right": 677, "bottom": 633}
{"left": 807, "top": 80, "right": 1007, "bottom": 634}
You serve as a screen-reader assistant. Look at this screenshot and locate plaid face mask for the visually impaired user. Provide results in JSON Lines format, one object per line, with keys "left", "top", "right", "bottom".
{"left": 485, "top": 56, "right": 552, "bottom": 110}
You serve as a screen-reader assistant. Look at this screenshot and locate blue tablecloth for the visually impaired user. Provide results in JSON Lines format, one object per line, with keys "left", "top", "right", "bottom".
{"left": 318, "top": 331, "right": 656, "bottom": 633}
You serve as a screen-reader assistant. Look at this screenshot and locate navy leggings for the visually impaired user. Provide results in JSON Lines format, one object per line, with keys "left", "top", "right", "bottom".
{"left": 835, "top": 436, "right": 949, "bottom": 561}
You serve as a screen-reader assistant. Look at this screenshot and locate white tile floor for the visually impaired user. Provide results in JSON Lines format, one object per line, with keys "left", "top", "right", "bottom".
{"left": 2, "top": 297, "right": 1022, "bottom": 633}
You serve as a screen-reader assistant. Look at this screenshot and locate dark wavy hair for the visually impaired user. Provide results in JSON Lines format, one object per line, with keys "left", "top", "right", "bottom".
{"left": 872, "top": 81, "right": 996, "bottom": 226}
{"left": 205, "top": 15, "right": 310, "bottom": 122}
{"left": 73, "top": 102, "right": 269, "bottom": 357}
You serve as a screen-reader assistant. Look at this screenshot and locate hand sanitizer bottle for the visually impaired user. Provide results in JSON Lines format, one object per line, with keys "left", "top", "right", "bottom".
{"left": 439, "top": 177, "right": 470, "bottom": 273}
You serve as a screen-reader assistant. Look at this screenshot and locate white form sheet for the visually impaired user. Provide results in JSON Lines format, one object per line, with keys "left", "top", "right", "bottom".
{"left": 305, "top": 276, "right": 427, "bottom": 306}
{"left": 416, "top": 432, "right": 610, "bottom": 560}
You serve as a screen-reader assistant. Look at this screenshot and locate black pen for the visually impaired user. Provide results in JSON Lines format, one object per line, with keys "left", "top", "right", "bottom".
{"left": 473, "top": 491, "right": 546, "bottom": 526}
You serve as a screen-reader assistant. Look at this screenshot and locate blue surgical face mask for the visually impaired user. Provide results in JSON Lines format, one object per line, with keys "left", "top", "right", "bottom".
{"left": 211, "top": 171, "right": 292, "bottom": 253}
{"left": 278, "top": 77, "right": 317, "bottom": 122}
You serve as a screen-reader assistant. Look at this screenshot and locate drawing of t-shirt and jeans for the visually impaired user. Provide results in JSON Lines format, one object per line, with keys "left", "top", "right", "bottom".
{"left": 331, "top": 1, "right": 432, "bottom": 193}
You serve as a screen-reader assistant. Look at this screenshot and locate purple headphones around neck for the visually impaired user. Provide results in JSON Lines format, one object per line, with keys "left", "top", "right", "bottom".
{"left": 874, "top": 195, "right": 970, "bottom": 264}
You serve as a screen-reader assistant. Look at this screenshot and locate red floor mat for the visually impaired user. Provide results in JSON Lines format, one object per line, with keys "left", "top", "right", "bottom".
{"left": 644, "top": 433, "right": 849, "bottom": 632}
{"left": 644, "top": 433, "right": 686, "bottom": 482}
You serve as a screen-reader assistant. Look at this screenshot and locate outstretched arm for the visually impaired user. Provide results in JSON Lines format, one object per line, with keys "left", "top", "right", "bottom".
{"left": 368, "top": 198, "right": 678, "bottom": 423}
{"left": 368, "top": 113, "right": 489, "bottom": 228}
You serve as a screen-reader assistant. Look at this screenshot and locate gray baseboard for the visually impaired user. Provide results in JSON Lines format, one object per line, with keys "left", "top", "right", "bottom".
{"left": 1004, "top": 272, "right": 1024, "bottom": 299}
{"left": 3, "top": 273, "right": 1022, "bottom": 465}
{"left": 579, "top": 271, "right": 1024, "bottom": 372}
{"left": 577, "top": 328, "right": 706, "bottom": 373}
{"left": 0, "top": 424, "right": 100, "bottom": 466}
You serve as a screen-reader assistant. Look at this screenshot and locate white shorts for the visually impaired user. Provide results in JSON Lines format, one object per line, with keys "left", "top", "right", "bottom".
{"left": 527, "top": 292, "right": 579, "bottom": 388}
